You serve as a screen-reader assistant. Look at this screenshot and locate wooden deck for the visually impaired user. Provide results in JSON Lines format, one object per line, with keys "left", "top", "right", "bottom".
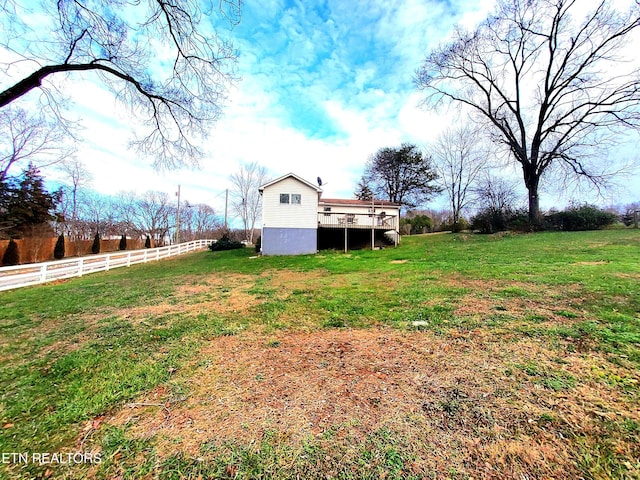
{"left": 317, "top": 212, "right": 398, "bottom": 230}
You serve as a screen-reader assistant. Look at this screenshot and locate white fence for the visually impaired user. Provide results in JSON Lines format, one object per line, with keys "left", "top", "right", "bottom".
{"left": 0, "top": 239, "right": 214, "bottom": 292}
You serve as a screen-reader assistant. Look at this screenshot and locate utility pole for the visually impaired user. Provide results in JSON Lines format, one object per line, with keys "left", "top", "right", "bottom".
{"left": 175, "top": 185, "right": 181, "bottom": 244}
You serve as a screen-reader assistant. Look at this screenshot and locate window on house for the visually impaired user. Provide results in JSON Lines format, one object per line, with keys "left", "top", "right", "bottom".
{"left": 291, "top": 194, "right": 301, "bottom": 204}
{"left": 280, "top": 193, "right": 290, "bottom": 204}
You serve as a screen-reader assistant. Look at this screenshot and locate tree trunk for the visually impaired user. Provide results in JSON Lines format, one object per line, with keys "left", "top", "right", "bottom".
{"left": 527, "top": 181, "right": 542, "bottom": 228}
{"left": 523, "top": 163, "right": 542, "bottom": 228}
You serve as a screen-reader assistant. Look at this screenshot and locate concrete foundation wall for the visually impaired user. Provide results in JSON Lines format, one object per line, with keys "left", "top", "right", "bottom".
{"left": 261, "top": 227, "right": 317, "bottom": 256}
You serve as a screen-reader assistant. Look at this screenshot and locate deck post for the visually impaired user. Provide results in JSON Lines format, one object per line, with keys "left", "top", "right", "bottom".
{"left": 371, "top": 197, "right": 375, "bottom": 250}
{"left": 344, "top": 227, "right": 347, "bottom": 253}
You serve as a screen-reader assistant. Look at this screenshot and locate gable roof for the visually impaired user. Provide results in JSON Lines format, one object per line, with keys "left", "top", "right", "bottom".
{"left": 319, "top": 198, "right": 400, "bottom": 207}
{"left": 259, "top": 173, "right": 323, "bottom": 192}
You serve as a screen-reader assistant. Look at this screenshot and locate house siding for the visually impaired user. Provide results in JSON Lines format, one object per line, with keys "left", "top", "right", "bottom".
{"left": 262, "top": 177, "right": 319, "bottom": 229}
{"left": 262, "top": 227, "right": 317, "bottom": 255}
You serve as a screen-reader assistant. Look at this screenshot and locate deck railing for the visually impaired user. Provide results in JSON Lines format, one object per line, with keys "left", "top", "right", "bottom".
{"left": 0, "top": 239, "right": 214, "bottom": 292}
{"left": 318, "top": 212, "right": 398, "bottom": 230}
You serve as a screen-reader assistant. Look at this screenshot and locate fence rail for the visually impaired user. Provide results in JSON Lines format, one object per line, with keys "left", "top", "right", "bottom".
{"left": 0, "top": 239, "right": 214, "bottom": 292}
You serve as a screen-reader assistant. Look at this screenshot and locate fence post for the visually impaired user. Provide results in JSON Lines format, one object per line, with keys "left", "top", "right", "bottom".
{"left": 127, "top": 252, "right": 131, "bottom": 267}
{"left": 105, "top": 255, "right": 110, "bottom": 271}
{"left": 78, "top": 258, "right": 84, "bottom": 277}
{"left": 40, "top": 264, "right": 47, "bottom": 283}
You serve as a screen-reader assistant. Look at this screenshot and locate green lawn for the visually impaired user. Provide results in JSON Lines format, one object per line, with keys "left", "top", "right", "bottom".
{"left": 1, "top": 230, "right": 639, "bottom": 479}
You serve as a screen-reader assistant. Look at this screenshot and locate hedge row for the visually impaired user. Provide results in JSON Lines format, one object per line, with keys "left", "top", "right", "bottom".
{"left": 470, "top": 205, "right": 619, "bottom": 234}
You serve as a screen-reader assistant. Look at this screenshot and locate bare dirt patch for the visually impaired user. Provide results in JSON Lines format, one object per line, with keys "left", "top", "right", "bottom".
{"left": 102, "top": 327, "right": 639, "bottom": 478}
{"left": 266, "top": 270, "right": 325, "bottom": 288}
{"left": 442, "top": 276, "right": 586, "bottom": 327}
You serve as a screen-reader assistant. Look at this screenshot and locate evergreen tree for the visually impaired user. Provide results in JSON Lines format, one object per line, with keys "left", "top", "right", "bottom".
{"left": 364, "top": 144, "right": 440, "bottom": 209}
{"left": 354, "top": 176, "right": 374, "bottom": 201}
{"left": 0, "top": 177, "right": 12, "bottom": 234}
{"left": 53, "top": 234, "right": 65, "bottom": 259}
{"left": 91, "top": 232, "right": 101, "bottom": 254}
{"left": 0, "top": 164, "right": 59, "bottom": 238}
{"left": 2, "top": 238, "right": 19, "bottom": 266}
{"left": 119, "top": 234, "right": 127, "bottom": 251}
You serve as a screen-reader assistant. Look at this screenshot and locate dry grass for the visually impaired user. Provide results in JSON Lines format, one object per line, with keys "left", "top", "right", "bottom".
{"left": 100, "top": 325, "right": 639, "bottom": 478}
{"left": 3, "top": 231, "right": 639, "bottom": 479}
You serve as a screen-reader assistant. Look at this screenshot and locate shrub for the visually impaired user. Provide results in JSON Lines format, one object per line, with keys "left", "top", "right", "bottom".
{"left": 441, "top": 217, "right": 469, "bottom": 233}
{"left": 621, "top": 204, "right": 639, "bottom": 227}
{"left": 410, "top": 214, "right": 433, "bottom": 234}
{"left": 91, "top": 232, "right": 101, "bottom": 254}
{"left": 505, "top": 209, "right": 532, "bottom": 232}
{"left": 2, "top": 238, "right": 19, "bottom": 266}
{"left": 255, "top": 236, "right": 261, "bottom": 253}
{"left": 545, "top": 205, "right": 617, "bottom": 231}
{"left": 145, "top": 236, "right": 151, "bottom": 248}
{"left": 53, "top": 234, "right": 65, "bottom": 259}
{"left": 119, "top": 234, "right": 127, "bottom": 251}
{"left": 471, "top": 207, "right": 534, "bottom": 233}
{"left": 471, "top": 208, "right": 511, "bottom": 234}
{"left": 209, "top": 233, "right": 244, "bottom": 252}
{"left": 400, "top": 215, "right": 435, "bottom": 234}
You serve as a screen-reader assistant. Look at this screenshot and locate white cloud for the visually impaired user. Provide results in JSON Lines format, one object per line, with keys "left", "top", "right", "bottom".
{"left": 6, "top": 0, "right": 639, "bottom": 221}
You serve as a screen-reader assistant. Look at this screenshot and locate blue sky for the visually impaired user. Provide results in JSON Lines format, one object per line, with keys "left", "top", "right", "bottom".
{"left": 45, "top": 0, "right": 497, "bottom": 212}
{"left": 3, "top": 0, "right": 638, "bottom": 218}
{"left": 232, "top": 0, "right": 450, "bottom": 140}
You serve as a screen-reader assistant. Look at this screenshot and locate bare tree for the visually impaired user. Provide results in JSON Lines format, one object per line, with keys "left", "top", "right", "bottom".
{"left": 178, "top": 200, "right": 195, "bottom": 242}
{"left": 133, "top": 191, "right": 173, "bottom": 247}
{"left": 0, "top": 0, "right": 239, "bottom": 168}
{"left": 230, "top": 162, "right": 268, "bottom": 243}
{"left": 364, "top": 143, "right": 440, "bottom": 209}
{"left": 473, "top": 173, "right": 520, "bottom": 215}
{"left": 471, "top": 173, "right": 522, "bottom": 233}
{"left": 417, "top": 0, "right": 640, "bottom": 225}
{"left": 0, "top": 108, "right": 74, "bottom": 181}
{"left": 58, "top": 157, "right": 92, "bottom": 239}
{"left": 78, "top": 190, "right": 114, "bottom": 238}
{"left": 191, "top": 203, "right": 220, "bottom": 239}
{"left": 432, "top": 124, "right": 488, "bottom": 230}
{"left": 113, "top": 191, "right": 140, "bottom": 239}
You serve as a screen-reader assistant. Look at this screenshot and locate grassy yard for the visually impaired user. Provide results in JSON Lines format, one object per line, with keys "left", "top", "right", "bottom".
{"left": 0, "top": 230, "right": 638, "bottom": 479}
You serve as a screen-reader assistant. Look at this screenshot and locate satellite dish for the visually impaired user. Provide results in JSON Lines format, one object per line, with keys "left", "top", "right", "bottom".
{"left": 317, "top": 176, "right": 323, "bottom": 186}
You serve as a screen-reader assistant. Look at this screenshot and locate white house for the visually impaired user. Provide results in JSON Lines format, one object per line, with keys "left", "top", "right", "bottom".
{"left": 258, "top": 173, "right": 323, "bottom": 255}
{"left": 259, "top": 173, "right": 400, "bottom": 256}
